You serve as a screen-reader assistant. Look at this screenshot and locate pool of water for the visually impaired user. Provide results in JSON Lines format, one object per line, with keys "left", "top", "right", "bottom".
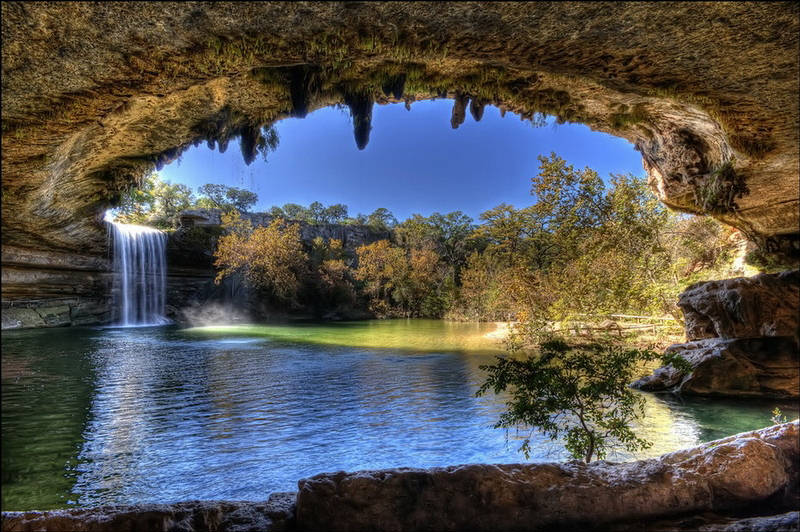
{"left": 2, "top": 320, "right": 797, "bottom": 511}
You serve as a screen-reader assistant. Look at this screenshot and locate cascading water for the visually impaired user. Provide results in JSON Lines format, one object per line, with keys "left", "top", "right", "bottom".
{"left": 107, "top": 219, "right": 168, "bottom": 326}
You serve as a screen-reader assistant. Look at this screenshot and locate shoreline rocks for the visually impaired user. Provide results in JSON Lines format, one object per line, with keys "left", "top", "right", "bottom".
{"left": 294, "top": 421, "right": 799, "bottom": 532}
{"left": 632, "top": 336, "right": 799, "bottom": 398}
{"left": 634, "top": 271, "right": 800, "bottom": 399}
{"left": 3, "top": 422, "right": 797, "bottom": 531}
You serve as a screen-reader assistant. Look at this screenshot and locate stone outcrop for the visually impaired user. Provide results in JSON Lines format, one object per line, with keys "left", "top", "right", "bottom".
{"left": 3, "top": 422, "right": 797, "bottom": 532}
{"left": 633, "top": 337, "right": 799, "bottom": 398}
{"left": 1, "top": 493, "right": 296, "bottom": 532}
{"left": 633, "top": 271, "right": 800, "bottom": 398}
{"left": 1, "top": 245, "right": 112, "bottom": 329}
{"left": 679, "top": 270, "right": 800, "bottom": 341}
{"left": 293, "top": 421, "right": 800, "bottom": 531}
{"left": 1, "top": 3, "right": 798, "bottom": 327}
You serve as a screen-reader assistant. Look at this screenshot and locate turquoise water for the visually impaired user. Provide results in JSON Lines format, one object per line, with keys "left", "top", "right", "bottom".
{"left": 2, "top": 320, "right": 797, "bottom": 511}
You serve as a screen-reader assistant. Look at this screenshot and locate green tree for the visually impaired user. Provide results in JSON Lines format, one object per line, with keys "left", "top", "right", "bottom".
{"left": 477, "top": 338, "right": 690, "bottom": 462}
{"left": 267, "top": 206, "right": 286, "bottom": 218}
{"left": 281, "top": 203, "right": 310, "bottom": 221}
{"left": 115, "top": 173, "right": 159, "bottom": 224}
{"left": 153, "top": 180, "right": 194, "bottom": 226}
{"left": 395, "top": 211, "right": 475, "bottom": 273}
{"left": 115, "top": 172, "right": 193, "bottom": 229}
{"left": 324, "top": 203, "right": 349, "bottom": 224}
{"left": 366, "top": 208, "right": 397, "bottom": 232}
{"left": 308, "top": 201, "right": 326, "bottom": 223}
{"left": 197, "top": 184, "right": 258, "bottom": 212}
{"left": 474, "top": 204, "right": 533, "bottom": 266}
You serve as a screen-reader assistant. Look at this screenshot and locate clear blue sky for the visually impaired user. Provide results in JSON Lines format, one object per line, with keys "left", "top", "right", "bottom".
{"left": 161, "top": 99, "right": 644, "bottom": 221}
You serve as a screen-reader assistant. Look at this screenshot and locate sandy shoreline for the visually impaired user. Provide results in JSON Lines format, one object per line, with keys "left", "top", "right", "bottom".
{"left": 484, "top": 321, "right": 514, "bottom": 341}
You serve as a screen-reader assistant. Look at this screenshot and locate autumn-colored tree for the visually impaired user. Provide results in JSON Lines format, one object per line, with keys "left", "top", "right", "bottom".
{"left": 213, "top": 212, "right": 308, "bottom": 304}
{"left": 354, "top": 240, "right": 407, "bottom": 314}
{"left": 308, "top": 237, "right": 356, "bottom": 308}
{"left": 393, "top": 248, "right": 443, "bottom": 315}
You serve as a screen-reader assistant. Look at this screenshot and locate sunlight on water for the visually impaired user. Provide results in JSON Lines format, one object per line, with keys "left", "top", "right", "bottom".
{"left": 185, "top": 319, "right": 508, "bottom": 353}
{"left": 2, "top": 322, "right": 797, "bottom": 511}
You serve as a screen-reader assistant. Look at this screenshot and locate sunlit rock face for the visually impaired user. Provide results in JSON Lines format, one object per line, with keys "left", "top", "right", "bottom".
{"left": 634, "top": 337, "right": 799, "bottom": 398}
{"left": 680, "top": 270, "right": 800, "bottom": 341}
{"left": 634, "top": 271, "right": 800, "bottom": 398}
{"left": 293, "top": 422, "right": 799, "bottom": 531}
{"left": 1, "top": 2, "right": 798, "bottom": 326}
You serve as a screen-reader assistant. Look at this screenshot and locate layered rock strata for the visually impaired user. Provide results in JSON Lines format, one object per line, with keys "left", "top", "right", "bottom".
{"left": 1, "top": 244, "right": 112, "bottom": 329}
{"left": 3, "top": 422, "right": 797, "bottom": 532}
{"left": 633, "top": 271, "right": 800, "bottom": 398}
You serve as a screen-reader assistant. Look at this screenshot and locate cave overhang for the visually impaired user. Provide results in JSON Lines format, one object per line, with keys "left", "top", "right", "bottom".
{"left": 1, "top": 2, "right": 798, "bottom": 259}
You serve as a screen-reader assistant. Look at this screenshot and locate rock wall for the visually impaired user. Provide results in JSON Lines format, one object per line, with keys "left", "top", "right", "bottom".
{"left": 633, "top": 270, "right": 800, "bottom": 398}
{"left": 3, "top": 421, "right": 797, "bottom": 532}
{"left": 1, "top": 244, "right": 112, "bottom": 329}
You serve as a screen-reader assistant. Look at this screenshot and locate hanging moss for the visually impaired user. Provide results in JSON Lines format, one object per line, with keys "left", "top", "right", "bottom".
{"left": 609, "top": 103, "right": 650, "bottom": 129}
{"left": 693, "top": 160, "right": 749, "bottom": 214}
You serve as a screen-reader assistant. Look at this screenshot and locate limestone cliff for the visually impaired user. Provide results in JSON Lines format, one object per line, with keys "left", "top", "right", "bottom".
{"left": 633, "top": 270, "right": 800, "bottom": 398}
{"left": 1, "top": 2, "right": 798, "bottom": 327}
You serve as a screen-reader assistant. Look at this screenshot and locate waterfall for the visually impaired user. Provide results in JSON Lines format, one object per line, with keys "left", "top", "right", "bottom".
{"left": 108, "top": 220, "right": 168, "bottom": 326}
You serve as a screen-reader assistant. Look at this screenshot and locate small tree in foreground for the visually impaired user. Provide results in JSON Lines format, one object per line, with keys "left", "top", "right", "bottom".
{"left": 477, "top": 337, "right": 690, "bottom": 463}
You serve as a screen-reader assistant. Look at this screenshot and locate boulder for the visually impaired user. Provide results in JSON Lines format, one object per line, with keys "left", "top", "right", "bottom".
{"left": 636, "top": 270, "right": 799, "bottom": 398}
{"left": 3, "top": 423, "right": 797, "bottom": 532}
{"left": 632, "top": 336, "right": 800, "bottom": 398}
{"left": 679, "top": 270, "right": 799, "bottom": 341}
{"left": 294, "top": 421, "right": 799, "bottom": 532}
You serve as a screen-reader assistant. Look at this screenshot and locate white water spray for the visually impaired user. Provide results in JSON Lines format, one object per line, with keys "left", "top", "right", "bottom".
{"left": 107, "top": 216, "right": 168, "bottom": 326}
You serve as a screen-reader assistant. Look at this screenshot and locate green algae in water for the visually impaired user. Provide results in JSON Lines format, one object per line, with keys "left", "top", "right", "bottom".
{"left": 184, "top": 319, "right": 508, "bottom": 353}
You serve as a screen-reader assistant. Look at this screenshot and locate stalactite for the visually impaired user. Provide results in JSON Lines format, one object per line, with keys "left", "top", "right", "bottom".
{"left": 450, "top": 92, "right": 469, "bottom": 129}
{"left": 343, "top": 91, "right": 374, "bottom": 150}
{"left": 470, "top": 97, "right": 486, "bottom": 122}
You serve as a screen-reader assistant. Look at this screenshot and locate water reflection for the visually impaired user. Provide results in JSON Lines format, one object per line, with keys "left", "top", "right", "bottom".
{"left": 2, "top": 323, "right": 798, "bottom": 510}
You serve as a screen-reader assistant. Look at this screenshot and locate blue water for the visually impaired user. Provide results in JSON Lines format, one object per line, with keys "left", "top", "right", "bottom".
{"left": 2, "top": 322, "right": 797, "bottom": 511}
